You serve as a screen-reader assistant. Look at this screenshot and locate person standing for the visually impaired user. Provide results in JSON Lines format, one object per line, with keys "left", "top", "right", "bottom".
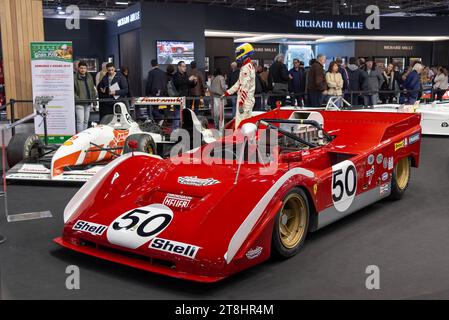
{"left": 433, "top": 67, "right": 448, "bottom": 101}
{"left": 95, "top": 62, "right": 107, "bottom": 86}
{"left": 187, "top": 61, "right": 205, "bottom": 114}
{"left": 268, "top": 54, "right": 289, "bottom": 107}
{"left": 380, "top": 63, "right": 401, "bottom": 103}
{"left": 145, "top": 59, "right": 168, "bottom": 121}
{"left": 345, "top": 57, "right": 362, "bottom": 105}
{"left": 74, "top": 61, "right": 97, "bottom": 132}
{"left": 227, "top": 62, "right": 240, "bottom": 117}
{"left": 404, "top": 63, "right": 424, "bottom": 104}
{"left": 209, "top": 68, "right": 227, "bottom": 130}
{"left": 289, "top": 59, "right": 306, "bottom": 107}
{"left": 173, "top": 61, "right": 197, "bottom": 128}
{"left": 97, "top": 63, "right": 129, "bottom": 120}
{"left": 325, "top": 61, "right": 344, "bottom": 107}
{"left": 360, "top": 58, "right": 384, "bottom": 106}
{"left": 335, "top": 57, "right": 350, "bottom": 93}
{"left": 307, "top": 54, "right": 327, "bottom": 107}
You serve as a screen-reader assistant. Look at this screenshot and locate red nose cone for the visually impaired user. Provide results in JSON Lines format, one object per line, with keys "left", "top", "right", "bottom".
{"left": 128, "top": 140, "right": 138, "bottom": 150}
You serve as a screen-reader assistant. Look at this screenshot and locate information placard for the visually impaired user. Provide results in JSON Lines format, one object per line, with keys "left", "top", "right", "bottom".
{"left": 30, "top": 42, "right": 75, "bottom": 143}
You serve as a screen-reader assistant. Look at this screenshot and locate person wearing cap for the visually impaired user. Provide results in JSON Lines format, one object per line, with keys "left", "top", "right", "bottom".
{"left": 360, "top": 57, "right": 384, "bottom": 106}
{"left": 224, "top": 43, "right": 256, "bottom": 128}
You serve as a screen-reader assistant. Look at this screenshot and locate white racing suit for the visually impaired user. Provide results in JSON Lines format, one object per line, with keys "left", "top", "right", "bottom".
{"left": 225, "top": 58, "right": 255, "bottom": 128}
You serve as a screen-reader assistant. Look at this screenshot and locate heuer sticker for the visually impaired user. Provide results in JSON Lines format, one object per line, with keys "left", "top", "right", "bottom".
{"left": 388, "top": 157, "right": 394, "bottom": 170}
{"left": 380, "top": 183, "right": 390, "bottom": 196}
{"left": 246, "top": 246, "right": 263, "bottom": 260}
{"left": 383, "top": 157, "right": 388, "bottom": 169}
{"left": 149, "top": 238, "right": 200, "bottom": 259}
{"left": 178, "top": 176, "right": 220, "bottom": 186}
{"left": 367, "top": 154, "right": 375, "bottom": 165}
{"left": 381, "top": 172, "right": 389, "bottom": 181}
{"left": 73, "top": 220, "right": 107, "bottom": 236}
{"left": 163, "top": 193, "right": 192, "bottom": 209}
{"left": 394, "top": 140, "right": 406, "bottom": 151}
{"left": 409, "top": 133, "right": 420, "bottom": 145}
{"left": 376, "top": 154, "right": 383, "bottom": 164}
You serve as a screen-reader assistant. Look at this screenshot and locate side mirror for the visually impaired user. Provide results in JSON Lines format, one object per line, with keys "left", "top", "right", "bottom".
{"left": 280, "top": 152, "right": 303, "bottom": 163}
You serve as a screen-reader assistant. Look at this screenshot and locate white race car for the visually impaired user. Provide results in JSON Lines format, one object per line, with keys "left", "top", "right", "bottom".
{"left": 6, "top": 102, "right": 214, "bottom": 182}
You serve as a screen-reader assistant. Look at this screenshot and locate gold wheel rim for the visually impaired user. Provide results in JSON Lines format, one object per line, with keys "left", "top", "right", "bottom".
{"left": 396, "top": 157, "right": 410, "bottom": 190}
{"left": 279, "top": 193, "right": 307, "bottom": 249}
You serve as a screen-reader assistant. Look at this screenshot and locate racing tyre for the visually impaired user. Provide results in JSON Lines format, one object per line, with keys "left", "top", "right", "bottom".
{"left": 123, "top": 134, "right": 156, "bottom": 155}
{"left": 272, "top": 188, "right": 309, "bottom": 259}
{"left": 388, "top": 157, "right": 411, "bottom": 200}
{"left": 7, "top": 133, "right": 44, "bottom": 168}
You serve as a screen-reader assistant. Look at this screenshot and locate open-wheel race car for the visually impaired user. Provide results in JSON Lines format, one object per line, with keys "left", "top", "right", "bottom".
{"left": 55, "top": 108, "right": 421, "bottom": 282}
{"left": 6, "top": 99, "right": 213, "bottom": 182}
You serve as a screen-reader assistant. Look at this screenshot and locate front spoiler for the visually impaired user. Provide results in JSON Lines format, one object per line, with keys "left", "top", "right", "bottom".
{"left": 54, "top": 237, "right": 225, "bottom": 283}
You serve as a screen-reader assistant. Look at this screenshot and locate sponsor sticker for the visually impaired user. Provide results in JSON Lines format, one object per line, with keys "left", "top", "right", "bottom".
{"left": 376, "top": 154, "right": 383, "bottom": 165}
{"left": 73, "top": 220, "right": 108, "bottom": 236}
{"left": 367, "top": 154, "right": 375, "bottom": 165}
{"left": 383, "top": 157, "right": 388, "bottom": 169}
{"left": 381, "top": 172, "right": 389, "bottom": 182}
{"left": 380, "top": 183, "right": 390, "bottom": 196}
{"left": 149, "top": 237, "right": 200, "bottom": 259}
{"left": 163, "top": 193, "right": 192, "bottom": 209}
{"left": 388, "top": 157, "right": 394, "bottom": 170}
{"left": 365, "top": 166, "right": 375, "bottom": 177}
{"left": 409, "top": 133, "right": 420, "bottom": 145}
{"left": 246, "top": 246, "right": 263, "bottom": 260}
{"left": 178, "top": 176, "right": 220, "bottom": 187}
{"left": 313, "top": 184, "right": 318, "bottom": 195}
{"left": 394, "top": 140, "right": 406, "bottom": 151}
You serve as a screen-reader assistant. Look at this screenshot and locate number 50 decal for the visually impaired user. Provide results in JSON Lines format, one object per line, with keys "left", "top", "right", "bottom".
{"left": 107, "top": 204, "right": 173, "bottom": 249}
{"left": 331, "top": 160, "right": 357, "bottom": 212}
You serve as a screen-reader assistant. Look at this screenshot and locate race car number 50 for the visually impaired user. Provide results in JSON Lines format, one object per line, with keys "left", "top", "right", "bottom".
{"left": 332, "top": 160, "right": 357, "bottom": 212}
{"left": 107, "top": 204, "right": 173, "bottom": 249}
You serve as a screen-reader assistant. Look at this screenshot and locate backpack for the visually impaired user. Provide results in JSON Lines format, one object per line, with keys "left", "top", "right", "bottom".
{"left": 167, "top": 80, "right": 179, "bottom": 97}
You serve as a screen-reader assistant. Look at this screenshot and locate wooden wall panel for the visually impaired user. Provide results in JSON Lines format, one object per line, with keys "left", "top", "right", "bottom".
{"left": 0, "top": 0, "right": 44, "bottom": 119}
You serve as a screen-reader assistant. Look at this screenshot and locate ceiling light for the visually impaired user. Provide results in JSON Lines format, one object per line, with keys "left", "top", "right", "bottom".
{"left": 98, "top": 11, "right": 106, "bottom": 16}
{"left": 277, "top": 0, "right": 287, "bottom": 3}
{"left": 115, "top": 1, "right": 129, "bottom": 5}
{"left": 246, "top": 7, "right": 255, "bottom": 10}
{"left": 389, "top": 5, "right": 400, "bottom": 9}
{"left": 57, "top": 10, "right": 66, "bottom": 15}
{"left": 56, "top": 5, "right": 62, "bottom": 10}
{"left": 299, "top": 10, "right": 310, "bottom": 13}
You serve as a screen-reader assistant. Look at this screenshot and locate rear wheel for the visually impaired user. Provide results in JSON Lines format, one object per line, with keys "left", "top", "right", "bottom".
{"left": 123, "top": 134, "right": 156, "bottom": 155}
{"left": 272, "top": 188, "right": 309, "bottom": 258}
{"left": 7, "top": 133, "right": 44, "bottom": 168}
{"left": 389, "top": 157, "right": 411, "bottom": 200}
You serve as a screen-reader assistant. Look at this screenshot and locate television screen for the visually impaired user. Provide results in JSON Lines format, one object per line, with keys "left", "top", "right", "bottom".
{"left": 157, "top": 41, "right": 194, "bottom": 65}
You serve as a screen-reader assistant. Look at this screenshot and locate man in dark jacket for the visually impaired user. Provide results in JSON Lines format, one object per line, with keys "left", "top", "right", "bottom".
{"left": 289, "top": 59, "right": 306, "bottom": 107}
{"left": 187, "top": 61, "right": 205, "bottom": 114}
{"left": 74, "top": 61, "right": 97, "bottom": 132}
{"left": 404, "top": 63, "right": 423, "bottom": 104}
{"left": 360, "top": 58, "right": 384, "bottom": 106}
{"left": 345, "top": 57, "right": 362, "bottom": 105}
{"left": 268, "top": 54, "right": 289, "bottom": 107}
{"left": 144, "top": 59, "right": 167, "bottom": 121}
{"left": 307, "top": 54, "right": 327, "bottom": 107}
{"left": 172, "top": 61, "right": 197, "bottom": 128}
{"left": 335, "top": 57, "right": 350, "bottom": 92}
{"left": 97, "top": 63, "right": 128, "bottom": 121}
{"left": 227, "top": 62, "right": 240, "bottom": 116}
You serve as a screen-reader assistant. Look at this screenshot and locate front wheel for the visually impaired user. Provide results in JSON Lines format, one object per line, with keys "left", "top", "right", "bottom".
{"left": 272, "top": 188, "right": 310, "bottom": 259}
{"left": 7, "top": 133, "right": 44, "bottom": 168}
{"left": 123, "top": 134, "right": 156, "bottom": 155}
{"left": 388, "top": 157, "right": 411, "bottom": 200}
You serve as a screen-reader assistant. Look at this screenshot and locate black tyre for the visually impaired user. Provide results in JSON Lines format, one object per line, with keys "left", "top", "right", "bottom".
{"left": 7, "top": 133, "right": 44, "bottom": 168}
{"left": 99, "top": 114, "right": 114, "bottom": 125}
{"left": 272, "top": 187, "right": 310, "bottom": 259}
{"left": 123, "top": 134, "right": 156, "bottom": 155}
{"left": 388, "top": 157, "right": 411, "bottom": 200}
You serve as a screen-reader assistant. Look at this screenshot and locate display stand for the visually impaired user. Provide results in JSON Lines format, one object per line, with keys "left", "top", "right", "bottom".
{"left": 0, "top": 97, "right": 53, "bottom": 227}
{"left": 325, "top": 96, "right": 351, "bottom": 110}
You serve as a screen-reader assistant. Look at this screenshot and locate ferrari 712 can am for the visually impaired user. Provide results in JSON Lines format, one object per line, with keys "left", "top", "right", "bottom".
{"left": 55, "top": 109, "right": 421, "bottom": 282}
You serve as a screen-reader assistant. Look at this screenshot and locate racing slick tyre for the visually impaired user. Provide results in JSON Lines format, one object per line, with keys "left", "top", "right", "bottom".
{"left": 388, "top": 157, "right": 411, "bottom": 200}
{"left": 6, "top": 133, "right": 44, "bottom": 168}
{"left": 272, "top": 188, "right": 309, "bottom": 259}
{"left": 123, "top": 134, "right": 156, "bottom": 155}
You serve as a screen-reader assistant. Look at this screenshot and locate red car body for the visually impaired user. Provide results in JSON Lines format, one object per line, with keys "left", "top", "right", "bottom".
{"left": 55, "top": 109, "right": 421, "bottom": 282}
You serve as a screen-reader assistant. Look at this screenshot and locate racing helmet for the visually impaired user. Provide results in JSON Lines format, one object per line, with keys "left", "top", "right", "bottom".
{"left": 235, "top": 43, "right": 254, "bottom": 62}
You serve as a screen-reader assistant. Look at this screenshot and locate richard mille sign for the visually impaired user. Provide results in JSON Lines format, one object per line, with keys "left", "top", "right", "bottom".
{"left": 295, "top": 20, "right": 364, "bottom": 30}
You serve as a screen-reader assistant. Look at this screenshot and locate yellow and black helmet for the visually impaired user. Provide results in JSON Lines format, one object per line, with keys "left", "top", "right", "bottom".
{"left": 235, "top": 43, "right": 255, "bottom": 62}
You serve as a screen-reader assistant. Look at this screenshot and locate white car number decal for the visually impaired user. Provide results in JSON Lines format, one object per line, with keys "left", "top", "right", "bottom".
{"left": 332, "top": 160, "right": 357, "bottom": 212}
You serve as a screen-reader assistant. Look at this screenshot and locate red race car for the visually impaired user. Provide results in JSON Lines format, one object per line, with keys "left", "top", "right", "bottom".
{"left": 55, "top": 109, "right": 421, "bottom": 283}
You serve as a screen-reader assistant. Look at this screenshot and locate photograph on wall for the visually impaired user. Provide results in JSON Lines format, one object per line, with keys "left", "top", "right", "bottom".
{"left": 76, "top": 57, "right": 98, "bottom": 72}
{"left": 157, "top": 40, "right": 195, "bottom": 65}
{"left": 391, "top": 57, "right": 406, "bottom": 71}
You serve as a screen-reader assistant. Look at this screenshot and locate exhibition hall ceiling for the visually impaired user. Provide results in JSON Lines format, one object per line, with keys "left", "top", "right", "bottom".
{"left": 43, "top": 0, "right": 449, "bottom": 16}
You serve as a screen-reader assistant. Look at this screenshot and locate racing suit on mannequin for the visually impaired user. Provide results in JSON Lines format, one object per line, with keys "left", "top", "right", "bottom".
{"left": 225, "top": 58, "right": 256, "bottom": 128}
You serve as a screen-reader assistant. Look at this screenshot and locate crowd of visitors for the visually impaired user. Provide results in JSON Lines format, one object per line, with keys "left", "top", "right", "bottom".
{"left": 73, "top": 53, "right": 449, "bottom": 133}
